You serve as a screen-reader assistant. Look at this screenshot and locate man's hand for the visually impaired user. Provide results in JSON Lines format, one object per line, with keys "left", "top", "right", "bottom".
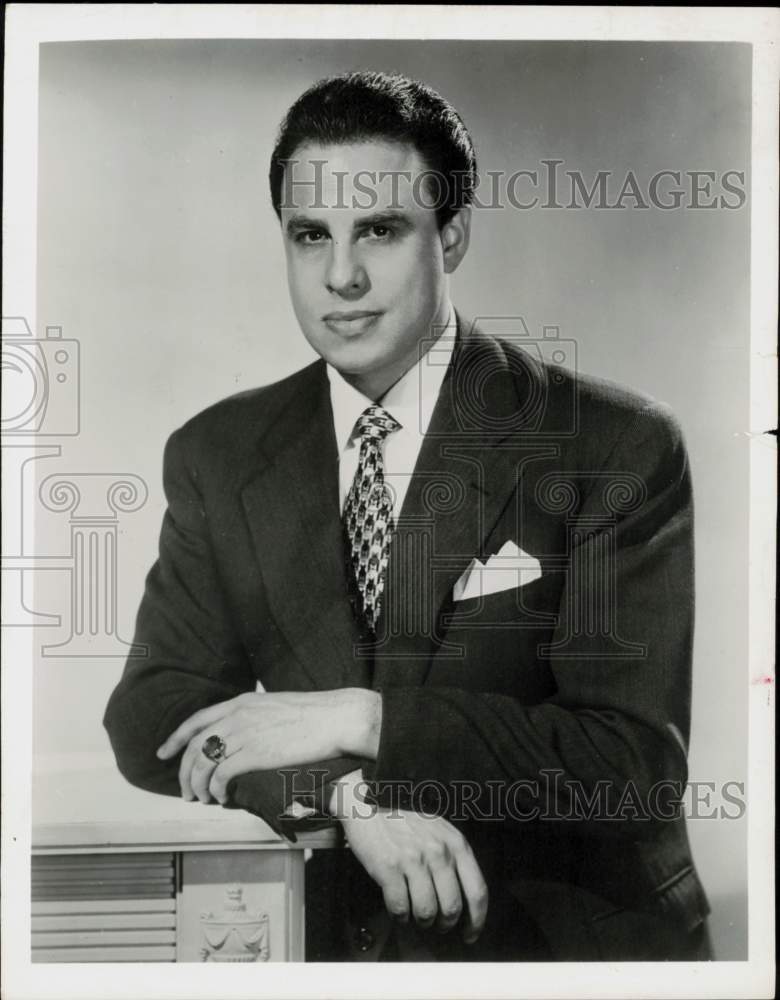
{"left": 329, "top": 770, "right": 488, "bottom": 944}
{"left": 155, "top": 688, "right": 381, "bottom": 803}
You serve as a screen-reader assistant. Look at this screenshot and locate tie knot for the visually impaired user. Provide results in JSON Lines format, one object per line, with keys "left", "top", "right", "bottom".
{"left": 355, "top": 404, "right": 401, "bottom": 442}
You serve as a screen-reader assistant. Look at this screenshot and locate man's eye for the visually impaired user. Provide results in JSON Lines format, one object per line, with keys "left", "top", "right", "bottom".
{"left": 296, "top": 230, "right": 327, "bottom": 244}
{"left": 365, "top": 224, "right": 393, "bottom": 239}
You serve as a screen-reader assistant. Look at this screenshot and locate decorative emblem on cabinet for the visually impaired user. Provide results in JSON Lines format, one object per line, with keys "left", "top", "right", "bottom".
{"left": 199, "top": 885, "right": 270, "bottom": 961}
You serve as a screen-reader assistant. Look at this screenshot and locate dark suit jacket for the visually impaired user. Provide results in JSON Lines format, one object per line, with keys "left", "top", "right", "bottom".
{"left": 104, "top": 317, "right": 710, "bottom": 960}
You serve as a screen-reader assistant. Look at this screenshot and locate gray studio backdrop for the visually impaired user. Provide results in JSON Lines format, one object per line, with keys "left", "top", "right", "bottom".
{"left": 33, "top": 40, "right": 750, "bottom": 957}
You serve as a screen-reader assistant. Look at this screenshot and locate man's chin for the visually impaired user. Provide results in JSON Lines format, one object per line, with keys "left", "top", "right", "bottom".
{"left": 320, "top": 341, "right": 388, "bottom": 376}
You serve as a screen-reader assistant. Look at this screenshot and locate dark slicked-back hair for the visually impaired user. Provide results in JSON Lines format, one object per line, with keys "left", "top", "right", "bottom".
{"left": 269, "top": 71, "right": 477, "bottom": 228}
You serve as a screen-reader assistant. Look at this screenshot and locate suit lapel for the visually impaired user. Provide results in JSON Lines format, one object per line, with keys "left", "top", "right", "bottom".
{"left": 239, "top": 320, "right": 553, "bottom": 692}
{"left": 240, "top": 363, "right": 370, "bottom": 690}
{"left": 373, "top": 318, "right": 553, "bottom": 685}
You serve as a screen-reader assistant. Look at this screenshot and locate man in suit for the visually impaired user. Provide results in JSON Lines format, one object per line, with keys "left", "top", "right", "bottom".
{"left": 104, "top": 70, "right": 711, "bottom": 961}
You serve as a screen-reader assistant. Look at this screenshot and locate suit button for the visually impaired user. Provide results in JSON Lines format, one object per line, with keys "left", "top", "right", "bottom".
{"left": 353, "top": 926, "right": 375, "bottom": 952}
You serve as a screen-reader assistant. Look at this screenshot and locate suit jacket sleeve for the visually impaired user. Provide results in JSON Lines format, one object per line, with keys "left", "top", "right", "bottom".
{"left": 103, "top": 426, "right": 361, "bottom": 839}
{"left": 363, "top": 401, "right": 694, "bottom": 837}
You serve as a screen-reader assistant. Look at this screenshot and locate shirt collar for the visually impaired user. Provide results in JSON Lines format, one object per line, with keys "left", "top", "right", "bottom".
{"left": 327, "top": 305, "right": 457, "bottom": 451}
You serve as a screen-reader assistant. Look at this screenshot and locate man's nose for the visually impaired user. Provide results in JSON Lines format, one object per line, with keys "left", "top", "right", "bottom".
{"left": 325, "top": 243, "right": 369, "bottom": 297}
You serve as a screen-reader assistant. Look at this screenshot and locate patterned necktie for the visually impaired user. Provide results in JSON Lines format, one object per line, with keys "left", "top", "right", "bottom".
{"left": 343, "top": 404, "right": 402, "bottom": 633}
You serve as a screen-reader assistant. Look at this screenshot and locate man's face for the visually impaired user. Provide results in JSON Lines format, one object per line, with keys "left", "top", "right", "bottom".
{"left": 280, "top": 141, "right": 467, "bottom": 395}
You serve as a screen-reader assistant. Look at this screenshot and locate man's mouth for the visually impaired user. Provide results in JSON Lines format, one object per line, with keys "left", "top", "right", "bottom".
{"left": 322, "top": 310, "right": 383, "bottom": 335}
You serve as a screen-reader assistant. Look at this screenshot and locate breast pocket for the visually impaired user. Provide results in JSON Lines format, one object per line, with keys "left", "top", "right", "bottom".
{"left": 444, "top": 571, "right": 559, "bottom": 628}
{"left": 429, "top": 572, "right": 564, "bottom": 699}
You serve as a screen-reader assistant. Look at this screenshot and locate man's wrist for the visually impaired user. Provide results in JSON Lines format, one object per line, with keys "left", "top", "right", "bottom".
{"left": 326, "top": 767, "right": 373, "bottom": 819}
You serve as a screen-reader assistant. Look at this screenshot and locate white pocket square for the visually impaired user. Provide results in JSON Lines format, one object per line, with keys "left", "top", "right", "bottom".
{"left": 453, "top": 541, "right": 542, "bottom": 602}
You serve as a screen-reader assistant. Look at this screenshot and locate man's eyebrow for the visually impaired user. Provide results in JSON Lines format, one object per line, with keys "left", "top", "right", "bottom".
{"left": 353, "top": 211, "right": 413, "bottom": 229}
{"left": 284, "top": 210, "right": 414, "bottom": 237}
{"left": 285, "top": 214, "right": 330, "bottom": 236}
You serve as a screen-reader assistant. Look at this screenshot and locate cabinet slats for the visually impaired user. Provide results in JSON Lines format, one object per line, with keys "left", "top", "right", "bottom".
{"left": 33, "top": 912, "right": 176, "bottom": 931}
{"left": 32, "top": 899, "right": 175, "bottom": 915}
{"left": 34, "top": 929, "right": 176, "bottom": 947}
{"left": 32, "top": 853, "right": 177, "bottom": 963}
{"left": 32, "top": 946, "right": 176, "bottom": 963}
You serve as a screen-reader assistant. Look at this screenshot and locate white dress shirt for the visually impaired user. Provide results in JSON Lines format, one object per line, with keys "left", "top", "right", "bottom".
{"left": 326, "top": 307, "right": 457, "bottom": 518}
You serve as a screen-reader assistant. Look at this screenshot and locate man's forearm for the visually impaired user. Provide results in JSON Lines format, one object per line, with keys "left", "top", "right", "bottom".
{"left": 323, "top": 691, "right": 382, "bottom": 822}
{"left": 338, "top": 689, "right": 383, "bottom": 760}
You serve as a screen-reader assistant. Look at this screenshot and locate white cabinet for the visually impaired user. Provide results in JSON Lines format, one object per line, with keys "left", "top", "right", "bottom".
{"left": 32, "top": 754, "right": 337, "bottom": 962}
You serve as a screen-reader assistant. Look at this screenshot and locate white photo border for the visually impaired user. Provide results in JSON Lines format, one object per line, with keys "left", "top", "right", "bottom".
{"left": 2, "top": 5, "right": 776, "bottom": 999}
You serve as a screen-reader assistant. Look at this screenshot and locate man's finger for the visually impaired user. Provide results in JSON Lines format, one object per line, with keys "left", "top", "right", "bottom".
{"left": 178, "top": 716, "right": 233, "bottom": 799}
{"left": 405, "top": 865, "right": 438, "bottom": 930}
{"left": 178, "top": 731, "right": 208, "bottom": 800}
{"left": 208, "top": 748, "right": 253, "bottom": 803}
{"left": 181, "top": 716, "right": 245, "bottom": 800}
{"left": 156, "top": 697, "right": 240, "bottom": 759}
{"left": 454, "top": 847, "right": 489, "bottom": 944}
{"left": 189, "top": 746, "right": 221, "bottom": 803}
{"left": 430, "top": 863, "right": 463, "bottom": 933}
{"left": 380, "top": 875, "right": 411, "bottom": 925}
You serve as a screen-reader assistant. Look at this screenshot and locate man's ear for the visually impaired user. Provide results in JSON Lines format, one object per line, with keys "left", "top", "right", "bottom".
{"left": 441, "top": 207, "right": 471, "bottom": 274}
